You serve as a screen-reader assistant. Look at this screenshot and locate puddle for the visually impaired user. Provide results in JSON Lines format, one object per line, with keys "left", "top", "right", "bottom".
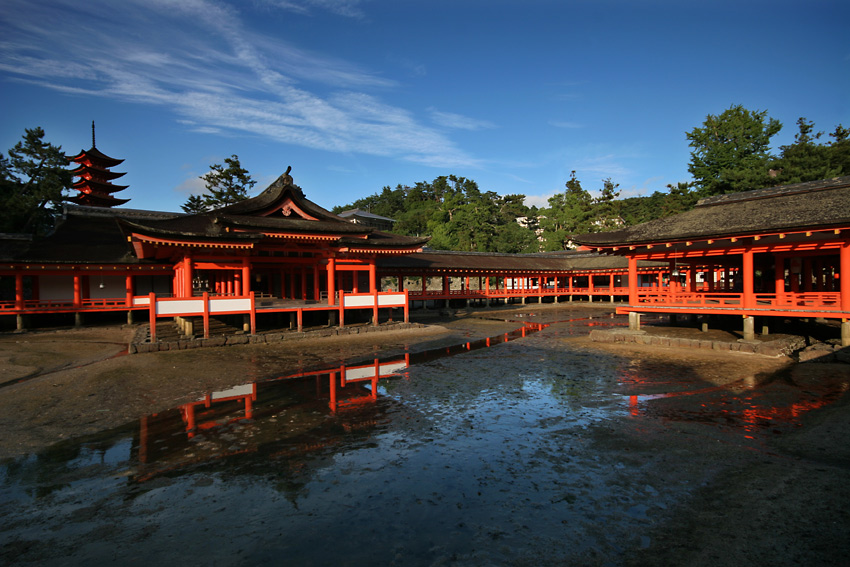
{"left": 1, "top": 314, "right": 846, "bottom": 566}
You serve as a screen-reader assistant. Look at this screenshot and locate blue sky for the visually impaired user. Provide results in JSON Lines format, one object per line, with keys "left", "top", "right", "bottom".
{"left": 1, "top": 0, "right": 848, "bottom": 213}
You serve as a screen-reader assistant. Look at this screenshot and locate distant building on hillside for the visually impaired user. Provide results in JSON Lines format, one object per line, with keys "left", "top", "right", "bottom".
{"left": 338, "top": 209, "right": 395, "bottom": 231}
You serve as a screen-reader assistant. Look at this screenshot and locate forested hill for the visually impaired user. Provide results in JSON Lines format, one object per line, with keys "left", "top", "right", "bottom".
{"left": 333, "top": 110, "right": 849, "bottom": 254}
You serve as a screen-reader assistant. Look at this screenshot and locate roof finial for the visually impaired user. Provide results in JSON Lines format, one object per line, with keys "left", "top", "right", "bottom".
{"left": 91, "top": 120, "right": 96, "bottom": 148}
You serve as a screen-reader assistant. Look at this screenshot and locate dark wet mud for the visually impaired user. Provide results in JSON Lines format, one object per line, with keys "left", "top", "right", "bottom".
{"left": 2, "top": 310, "right": 849, "bottom": 566}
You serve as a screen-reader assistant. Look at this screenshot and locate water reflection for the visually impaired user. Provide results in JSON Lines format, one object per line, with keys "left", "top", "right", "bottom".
{"left": 132, "top": 322, "right": 548, "bottom": 481}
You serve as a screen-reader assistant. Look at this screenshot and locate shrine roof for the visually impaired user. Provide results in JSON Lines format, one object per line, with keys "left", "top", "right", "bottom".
{"left": 574, "top": 176, "right": 850, "bottom": 247}
{"left": 7, "top": 213, "right": 144, "bottom": 264}
{"left": 120, "top": 170, "right": 428, "bottom": 249}
{"left": 376, "top": 249, "right": 656, "bottom": 272}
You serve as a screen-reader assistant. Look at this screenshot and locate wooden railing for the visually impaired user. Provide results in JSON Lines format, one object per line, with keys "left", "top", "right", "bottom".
{"left": 406, "top": 286, "right": 629, "bottom": 300}
{"left": 634, "top": 290, "right": 844, "bottom": 312}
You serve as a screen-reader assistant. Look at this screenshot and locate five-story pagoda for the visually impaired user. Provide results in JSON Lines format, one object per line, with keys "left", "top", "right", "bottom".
{"left": 67, "top": 121, "right": 130, "bottom": 207}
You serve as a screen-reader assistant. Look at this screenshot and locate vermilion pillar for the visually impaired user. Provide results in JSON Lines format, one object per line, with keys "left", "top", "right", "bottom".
{"left": 774, "top": 255, "right": 785, "bottom": 304}
{"left": 326, "top": 257, "right": 336, "bottom": 305}
{"left": 183, "top": 256, "right": 193, "bottom": 298}
{"left": 73, "top": 274, "right": 82, "bottom": 307}
{"left": 242, "top": 257, "right": 250, "bottom": 296}
{"left": 840, "top": 240, "right": 850, "bottom": 312}
{"left": 15, "top": 274, "right": 24, "bottom": 309}
{"left": 742, "top": 248, "right": 755, "bottom": 309}
{"left": 369, "top": 260, "right": 377, "bottom": 293}
{"left": 627, "top": 256, "right": 638, "bottom": 306}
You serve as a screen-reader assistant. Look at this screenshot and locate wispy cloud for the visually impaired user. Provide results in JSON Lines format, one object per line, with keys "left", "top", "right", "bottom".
{"left": 429, "top": 109, "right": 496, "bottom": 131}
{"left": 550, "top": 121, "right": 582, "bottom": 129}
{"left": 259, "top": 0, "right": 367, "bottom": 19}
{"left": 0, "top": 0, "right": 479, "bottom": 168}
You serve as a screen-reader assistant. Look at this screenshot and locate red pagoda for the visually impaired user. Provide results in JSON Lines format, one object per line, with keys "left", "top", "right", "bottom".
{"left": 67, "top": 121, "right": 130, "bottom": 207}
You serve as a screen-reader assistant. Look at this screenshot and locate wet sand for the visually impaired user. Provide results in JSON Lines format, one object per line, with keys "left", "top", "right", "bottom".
{"left": 1, "top": 305, "right": 849, "bottom": 566}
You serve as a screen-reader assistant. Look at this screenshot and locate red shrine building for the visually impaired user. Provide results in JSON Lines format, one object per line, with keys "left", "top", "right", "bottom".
{"left": 1, "top": 136, "right": 848, "bottom": 347}
{"left": 574, "top": 176, "right": 850, "bottom": 344}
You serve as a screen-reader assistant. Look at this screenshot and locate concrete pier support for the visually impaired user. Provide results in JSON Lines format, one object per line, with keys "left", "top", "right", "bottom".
{"left": 74, "top": 312, "right": 83, "bottom": 327}
{"left": 16, "top": 314, "right": 24, "bottom": 331}
{"left": 242, "top": 314, "right": 250, "bottom": 333}
{"left": 628, "top": 312, "right": 641, "bottom": 332}
{"left": 743, "top": 316, "right": 756, "bottom": 342}
{"left": 289, "top": 312, "right": 296, "bottom": 330}
{"left": 127, "top": 310, "right": 134, "bottom": 325}
{"left": 842, "top": 320, "right": 849, "bottom": 347}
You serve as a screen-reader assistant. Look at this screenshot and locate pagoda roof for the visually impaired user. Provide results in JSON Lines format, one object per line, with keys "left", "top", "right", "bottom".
{"left": 72, "top": 177, "right": 129, "bottom": 194}
{"left": 67, "top": 192, "right": 131, "bottom": 207}
{"left": 70, "top": 163, "right": 126, "bottom": 180}
{"left": 574, "top": 176, "right": 850, "bottom": 248}
{"left": 67, "top": 146, "right": 124, "bottom": 167}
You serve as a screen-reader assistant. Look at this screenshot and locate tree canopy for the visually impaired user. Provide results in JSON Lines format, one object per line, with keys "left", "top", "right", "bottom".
{"left": 0, "top": 127, "right": 73, "bottom": 235}
{"left": 768, "top": 118, "right": 850, "bottom": 186}
{"left": 333, "top": 175, "right": 539, "bottom": 253}
{"left": 181, "top": 155, "right": 256, "bottom": 213}
{"left": 686, "top": 104, "right": 783, "bottom": 197}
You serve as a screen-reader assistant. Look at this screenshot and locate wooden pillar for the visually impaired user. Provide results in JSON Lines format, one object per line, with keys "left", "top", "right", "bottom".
{"left": 840, "top": 240, "right": 850, "bottom": 312}
{"left": 73, "top": 274, "right": 82, "bottom": 307}
{"left": 313, "top": 264, "right": 320, "bottom": 301}
{"left": 743, "top": 248, "right": 755, "bottom": 308}
{"left": 125, "top": 274, "right": 134, "bottom": 307}
{"left": 774, "top": 255, "right": 785, "bottom": 305}
{"left": 301, "top": 269, "right": 308, "bottom": 300}
{"left": 15, "top": 274, "right": 24, "bottom": 310}
{"left": 369, "top": 261, "right": 377, "bottom": 293}
{"left": 326, "top": 257, "right": 336, "bottom": 305}
{"left": 803, "top": 258, "right": 813, "bottom": 292}
{"left": 241, "top": 258, "right": 250, "bottom": 296}
{"left": 183, "top": 257, "right": 193, "bottom": 297}
{"left": 628, "top": 256, "right": 638, "bottom": 306}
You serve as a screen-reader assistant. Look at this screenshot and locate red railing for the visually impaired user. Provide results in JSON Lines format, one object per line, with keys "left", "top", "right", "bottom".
{"left": 634, "top": 290, "right": 844, "bottom": 312}
{"left": 406, "top": 286, "right": 629, "bottom": 300}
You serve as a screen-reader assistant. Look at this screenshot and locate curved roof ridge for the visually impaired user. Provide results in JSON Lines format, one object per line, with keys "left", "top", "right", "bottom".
{"left": 696, "top": 175, "right": 850, "bottom": 208}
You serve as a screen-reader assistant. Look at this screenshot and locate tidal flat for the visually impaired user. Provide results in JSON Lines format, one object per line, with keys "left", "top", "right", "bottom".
{"left": 1, "top": 305, "right": 849, "bottom": 566}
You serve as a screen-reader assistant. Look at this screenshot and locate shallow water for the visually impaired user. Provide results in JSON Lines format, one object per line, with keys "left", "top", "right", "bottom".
{"left": 1, "top": 314, "right": 846, "bottom": 566}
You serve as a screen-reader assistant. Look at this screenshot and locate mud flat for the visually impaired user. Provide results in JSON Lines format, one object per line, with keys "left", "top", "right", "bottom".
{"left": 1, "top": 305, "right": 848, "bottom": 566}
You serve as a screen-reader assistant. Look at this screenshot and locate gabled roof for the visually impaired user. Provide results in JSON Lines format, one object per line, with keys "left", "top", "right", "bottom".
{"left": 121, "top": 169, "right": 429, "bottom": 250}
{"left": 574, "top": 176, "right": 850, "bottom": 247}
{"left": 377, "top": 249, "right": 662, "bottom": 273}
{"left": 338, "top": 209, "right": 396, "bottom": 223}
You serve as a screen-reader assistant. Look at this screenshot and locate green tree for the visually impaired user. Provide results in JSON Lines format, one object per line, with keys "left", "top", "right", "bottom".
{"left": 591, "top": 177, "right": 621, "bottom": 230}
{"left": 769, "top": 118, "right": 850, "bottom": 185}
{"left": 181, "top": 155, "right": 256, "bottom": 213}
{"left": 0, "top": 127, "right": 73, "bottom": 235}
{"left": 540, "top": 171, "right": 593, "bottom": 250}
{"left": 686, "top": 104, "right": 782, "bottom": 196}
